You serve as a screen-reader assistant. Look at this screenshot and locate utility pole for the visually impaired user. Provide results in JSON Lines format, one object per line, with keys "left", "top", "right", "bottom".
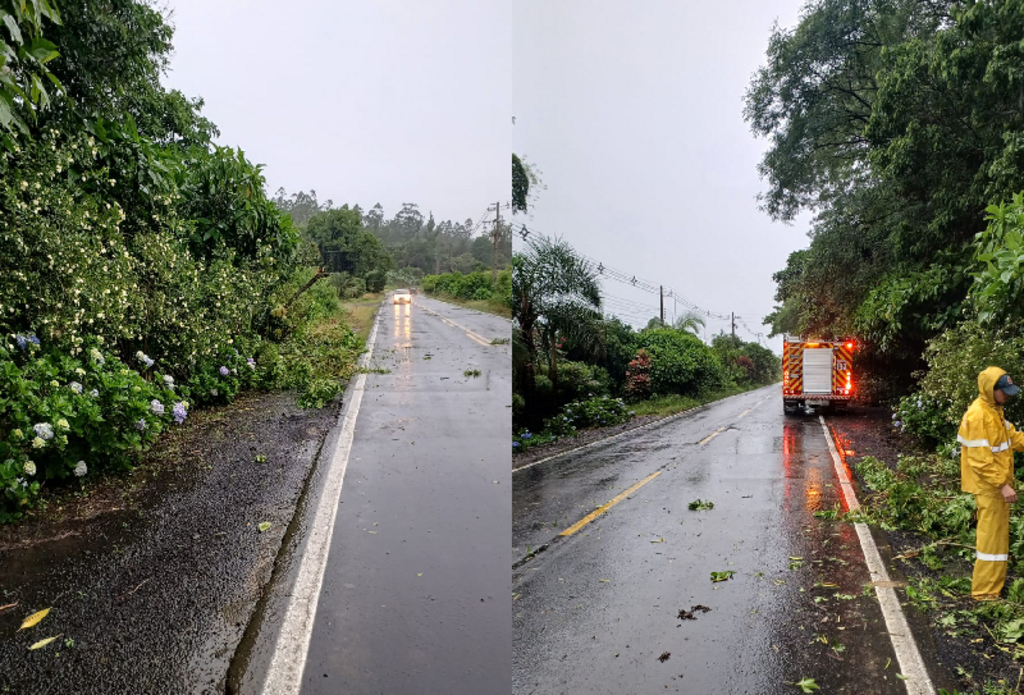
{"left": 659, "top": 286, "right": 665, "bottom": 326}
{"left": 491, "top": 201, "right": 501, "bottom": 284}
{"left": 731, "top": 312, "right": 736, "bottom": 342}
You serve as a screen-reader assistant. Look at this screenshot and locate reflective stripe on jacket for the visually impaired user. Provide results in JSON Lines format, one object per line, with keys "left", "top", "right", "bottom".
{"left": 960, "top": 366, "right": 1024, "bottom": 496}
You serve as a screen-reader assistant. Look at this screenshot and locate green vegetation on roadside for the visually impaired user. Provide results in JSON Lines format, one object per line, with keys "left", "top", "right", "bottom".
{"left": 422, "top": 269, "right": 513, "bottom": 318}
{"left": 511, "top": 235, "right": 779, "bottom": 452}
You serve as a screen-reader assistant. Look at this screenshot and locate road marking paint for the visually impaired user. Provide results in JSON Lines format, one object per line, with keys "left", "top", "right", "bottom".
{"left": 738, "top": 408, "right": 752, "bottom": 418}
{"left": 261, "top": 301, "right": 385, "bottom": 695}
{"left": 699, "top": 427, "right": 726, "bottom": 446}
{"left": 819, "top": 416, "right": 934, "bottom": 695}
{"left": 558, "top": 471, "right": 662, "bottom": 537}
{"left": 414, "top": 301, "right": 493, "bottom": 346}
{"left": 513, "top": 386, "right": 776, "bottom": 474}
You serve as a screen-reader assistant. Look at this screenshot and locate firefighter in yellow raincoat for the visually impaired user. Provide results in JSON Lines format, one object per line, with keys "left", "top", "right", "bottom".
{"left": 959, "top": 367, "right": 1024, "bottom": 599}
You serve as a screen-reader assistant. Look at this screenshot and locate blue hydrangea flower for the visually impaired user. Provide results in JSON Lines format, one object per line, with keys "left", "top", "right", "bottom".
{"left": 28, "top": 334, "right": 39, "bottom": 345}
{"left": 15, "top": 335, "right": 27, "bottom": 351}
{"left": 219, "top": 366, "right": 229, "bottom": 376}
{"left": 512, "top": 441, "right": 520, "bottom": 448}
{"left": 33, "top": 422, "right": 54, "bottom": 440}
{"left": 522, "top": 432, "right": 532, "bottom": 439}
{"left": 136, "top": 419, "right": 147, "bottom": 431}
{"left": 150, "top": 399, "right": 165, "bottom": 416}
{"left": 172, "top": 402, "right": 187, "bottom": 425}
{"left": 247, "top": 357, "right": 256, "bottom": 370}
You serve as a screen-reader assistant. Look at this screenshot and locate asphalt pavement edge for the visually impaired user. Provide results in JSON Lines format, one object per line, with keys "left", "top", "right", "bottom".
{"left": 226, "top": 298, "right": 386, "bottom": 695}
{"left": 513, "top": 386, "right": 776, "bottom": 474}
{"left": 819, "top": 415, "right": 936, "bottom": 695}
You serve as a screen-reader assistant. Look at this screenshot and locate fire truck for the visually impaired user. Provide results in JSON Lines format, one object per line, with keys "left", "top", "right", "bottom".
{"left": 782, "top": 336, "right": 855, "bottom": 414}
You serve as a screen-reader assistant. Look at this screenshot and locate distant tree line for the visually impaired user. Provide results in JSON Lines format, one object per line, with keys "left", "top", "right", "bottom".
{"left": 272, "top": 189, "right": 512, "bottom": 293}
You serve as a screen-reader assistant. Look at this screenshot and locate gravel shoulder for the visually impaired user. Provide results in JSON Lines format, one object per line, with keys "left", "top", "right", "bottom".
{"left": 0, "top": 388, "right": 345, "bottom": 694}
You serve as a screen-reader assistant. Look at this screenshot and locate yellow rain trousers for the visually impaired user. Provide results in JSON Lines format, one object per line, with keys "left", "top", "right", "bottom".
{"left": 959, "top": 367, "right": 1024, "bottom": 599}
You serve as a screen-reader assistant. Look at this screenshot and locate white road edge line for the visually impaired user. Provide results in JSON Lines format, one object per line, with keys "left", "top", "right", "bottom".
{"left": 818, "top": 415, "right": 934, "bottom": 695}
{"left": 513, "top": 388, "right": 771, "bottom": 474}
{"left": 261, "top": 302, "right": 384, "bottom": 695}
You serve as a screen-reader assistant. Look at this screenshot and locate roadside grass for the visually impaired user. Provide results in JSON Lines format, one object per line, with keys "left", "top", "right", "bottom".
{"left": 630, "top": 382, "right": 771, "bottom": 417}
{"left": 423, "top": 292, "right": 512, "bottom": 319}
{"left": 335, "top": 293, "right": 383, "bottom": 344}
{"left": 513, "top": 382, "right": 775, "bottom": 456}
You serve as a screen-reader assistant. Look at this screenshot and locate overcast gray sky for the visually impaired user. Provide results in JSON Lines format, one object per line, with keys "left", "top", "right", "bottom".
{"left": 163, "top": 0, "right": 509, "bottom": 226}
{"left": 512, "top": 0, "right": 812, "bottom": 352}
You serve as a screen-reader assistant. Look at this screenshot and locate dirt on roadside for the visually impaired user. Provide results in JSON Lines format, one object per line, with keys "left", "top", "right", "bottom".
{"left": 0, "top": 389, "right": 343, "bottom": 694}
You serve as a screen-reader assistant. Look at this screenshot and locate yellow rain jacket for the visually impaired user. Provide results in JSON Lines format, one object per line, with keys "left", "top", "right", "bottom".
{"left": 959, "top": 366, "right": 1024, "bottom": 598}
{"left": 959, "top": 367, "right": 1024, "bottom": 497}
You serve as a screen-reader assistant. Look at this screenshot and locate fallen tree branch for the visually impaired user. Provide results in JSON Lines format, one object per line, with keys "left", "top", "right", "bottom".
{"left": 284, "top": 267, "right": 328, "bottom": 310}
{"left": 892, "top": 538, "right": 974, "bottom": 560}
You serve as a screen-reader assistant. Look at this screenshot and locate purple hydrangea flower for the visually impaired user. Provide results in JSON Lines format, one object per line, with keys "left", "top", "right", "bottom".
{"left": 522, "top": 432, "right": 532, "bottom": 440}
{"left": 33, "top": 423, "right": 54, "bottom": 440}
{"left": 247, "top": 357, "right": 256, "bottom": 370}
{"left": 172, "top": 402, "right": 187, "bottom": 425}
{"left": 150, "top": 399, "right": 164, "bottom": 416}
{"left": 219, "top": 366, "right": 229, "bottom": 377}
{"left": 512, "top": 441, "right": 520, "bottom": 448}
{"left": 15, "top": 335, "right": 27, "bottom": 350}
{"left": 135, "top": 419, "right": 146, "bottom": 431}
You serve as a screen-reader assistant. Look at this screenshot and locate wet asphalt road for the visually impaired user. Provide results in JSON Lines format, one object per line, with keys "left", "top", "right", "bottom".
{"left": 297, "top": 296, "right": 511, "bottom": 694}
{"left": 513, "top": 388, "right": 928, "bottom": 695}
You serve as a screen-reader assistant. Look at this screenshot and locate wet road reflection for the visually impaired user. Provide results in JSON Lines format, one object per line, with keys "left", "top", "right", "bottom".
{"left": 513, "top": 392, "right": 907, "bottom": 694}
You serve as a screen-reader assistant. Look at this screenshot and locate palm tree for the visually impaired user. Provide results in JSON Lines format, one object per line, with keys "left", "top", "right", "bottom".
{"left": 673, "top": 313, "right": 705, "bottom": 336}
{"left": 513, "top": 236, "right": 602, "bottom": 426}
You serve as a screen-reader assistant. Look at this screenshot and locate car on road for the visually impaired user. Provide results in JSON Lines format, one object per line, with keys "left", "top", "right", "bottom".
{"left": 393, "top": 288, "right": 412, "bottom": 304}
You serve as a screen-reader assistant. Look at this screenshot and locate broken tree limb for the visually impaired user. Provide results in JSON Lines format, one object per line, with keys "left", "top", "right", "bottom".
{"left": 284, "top": 267, "right": 328, "bottom": 310}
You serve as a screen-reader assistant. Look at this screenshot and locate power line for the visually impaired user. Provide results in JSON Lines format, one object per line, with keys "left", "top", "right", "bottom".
{"left": 515, "top": 222, "right": 736, "bottom": 323}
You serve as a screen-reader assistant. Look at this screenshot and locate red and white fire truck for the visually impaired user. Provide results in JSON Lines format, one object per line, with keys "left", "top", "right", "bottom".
{"left": 782, "top": 336, "right": 856, "bottom": 414}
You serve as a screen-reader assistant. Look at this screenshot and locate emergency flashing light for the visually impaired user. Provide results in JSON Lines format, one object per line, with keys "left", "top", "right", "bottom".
{"left": 845, "top": 341, "right": 855, "bottom": 350}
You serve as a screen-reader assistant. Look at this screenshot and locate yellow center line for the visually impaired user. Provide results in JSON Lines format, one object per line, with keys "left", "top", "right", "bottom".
{"left": 699, "top": 427, "right": 726, "bottom": 446}
{"left": 558, "top": 471, "right": 663, "bottom": 537}
{"left": 417, "top": 302, "right": 494, "bottom": 346}
{"left": 739, "top": 408, "right": 752, "bottom": 418}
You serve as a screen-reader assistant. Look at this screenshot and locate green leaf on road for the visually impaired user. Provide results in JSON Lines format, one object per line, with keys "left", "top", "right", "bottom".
{"left": 789, "top": 678, "right": 820, "bottom": 692}
{"left": 257, "top": 521, "right": 271, "bottom": 533}
{"left": 688, "top": 499, "right": 714, "bottom": 511}
{"left": 710, "top": 570, "right": 735, "bottom": 583}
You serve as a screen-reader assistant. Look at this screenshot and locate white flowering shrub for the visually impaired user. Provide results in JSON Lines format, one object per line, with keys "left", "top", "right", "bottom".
{"left": 0, "top": 127, "right": 353, "bottom": 520}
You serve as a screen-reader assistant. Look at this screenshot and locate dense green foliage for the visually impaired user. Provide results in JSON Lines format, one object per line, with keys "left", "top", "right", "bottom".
{"left": 511, "top": 235, "right": 781, "bottom": 438}
{"left": 749, "top": 0, "right": 1024, "bottom": 395}
{"left": 273, "top": 191, "right": 513, "bottom": 285}
{"left": 0, "top": 1, "right": 362, "bottom": 520}
{"left": 422, "top": 269, "right": 512, "bottom": 305}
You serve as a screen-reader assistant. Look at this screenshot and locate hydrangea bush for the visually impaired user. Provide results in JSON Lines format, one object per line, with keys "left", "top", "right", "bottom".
{"left": 0, "top": 340, "right": 184, "bottom": 519}
{"left": 0, "top": 129, "right": 360, "bottom": 521}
